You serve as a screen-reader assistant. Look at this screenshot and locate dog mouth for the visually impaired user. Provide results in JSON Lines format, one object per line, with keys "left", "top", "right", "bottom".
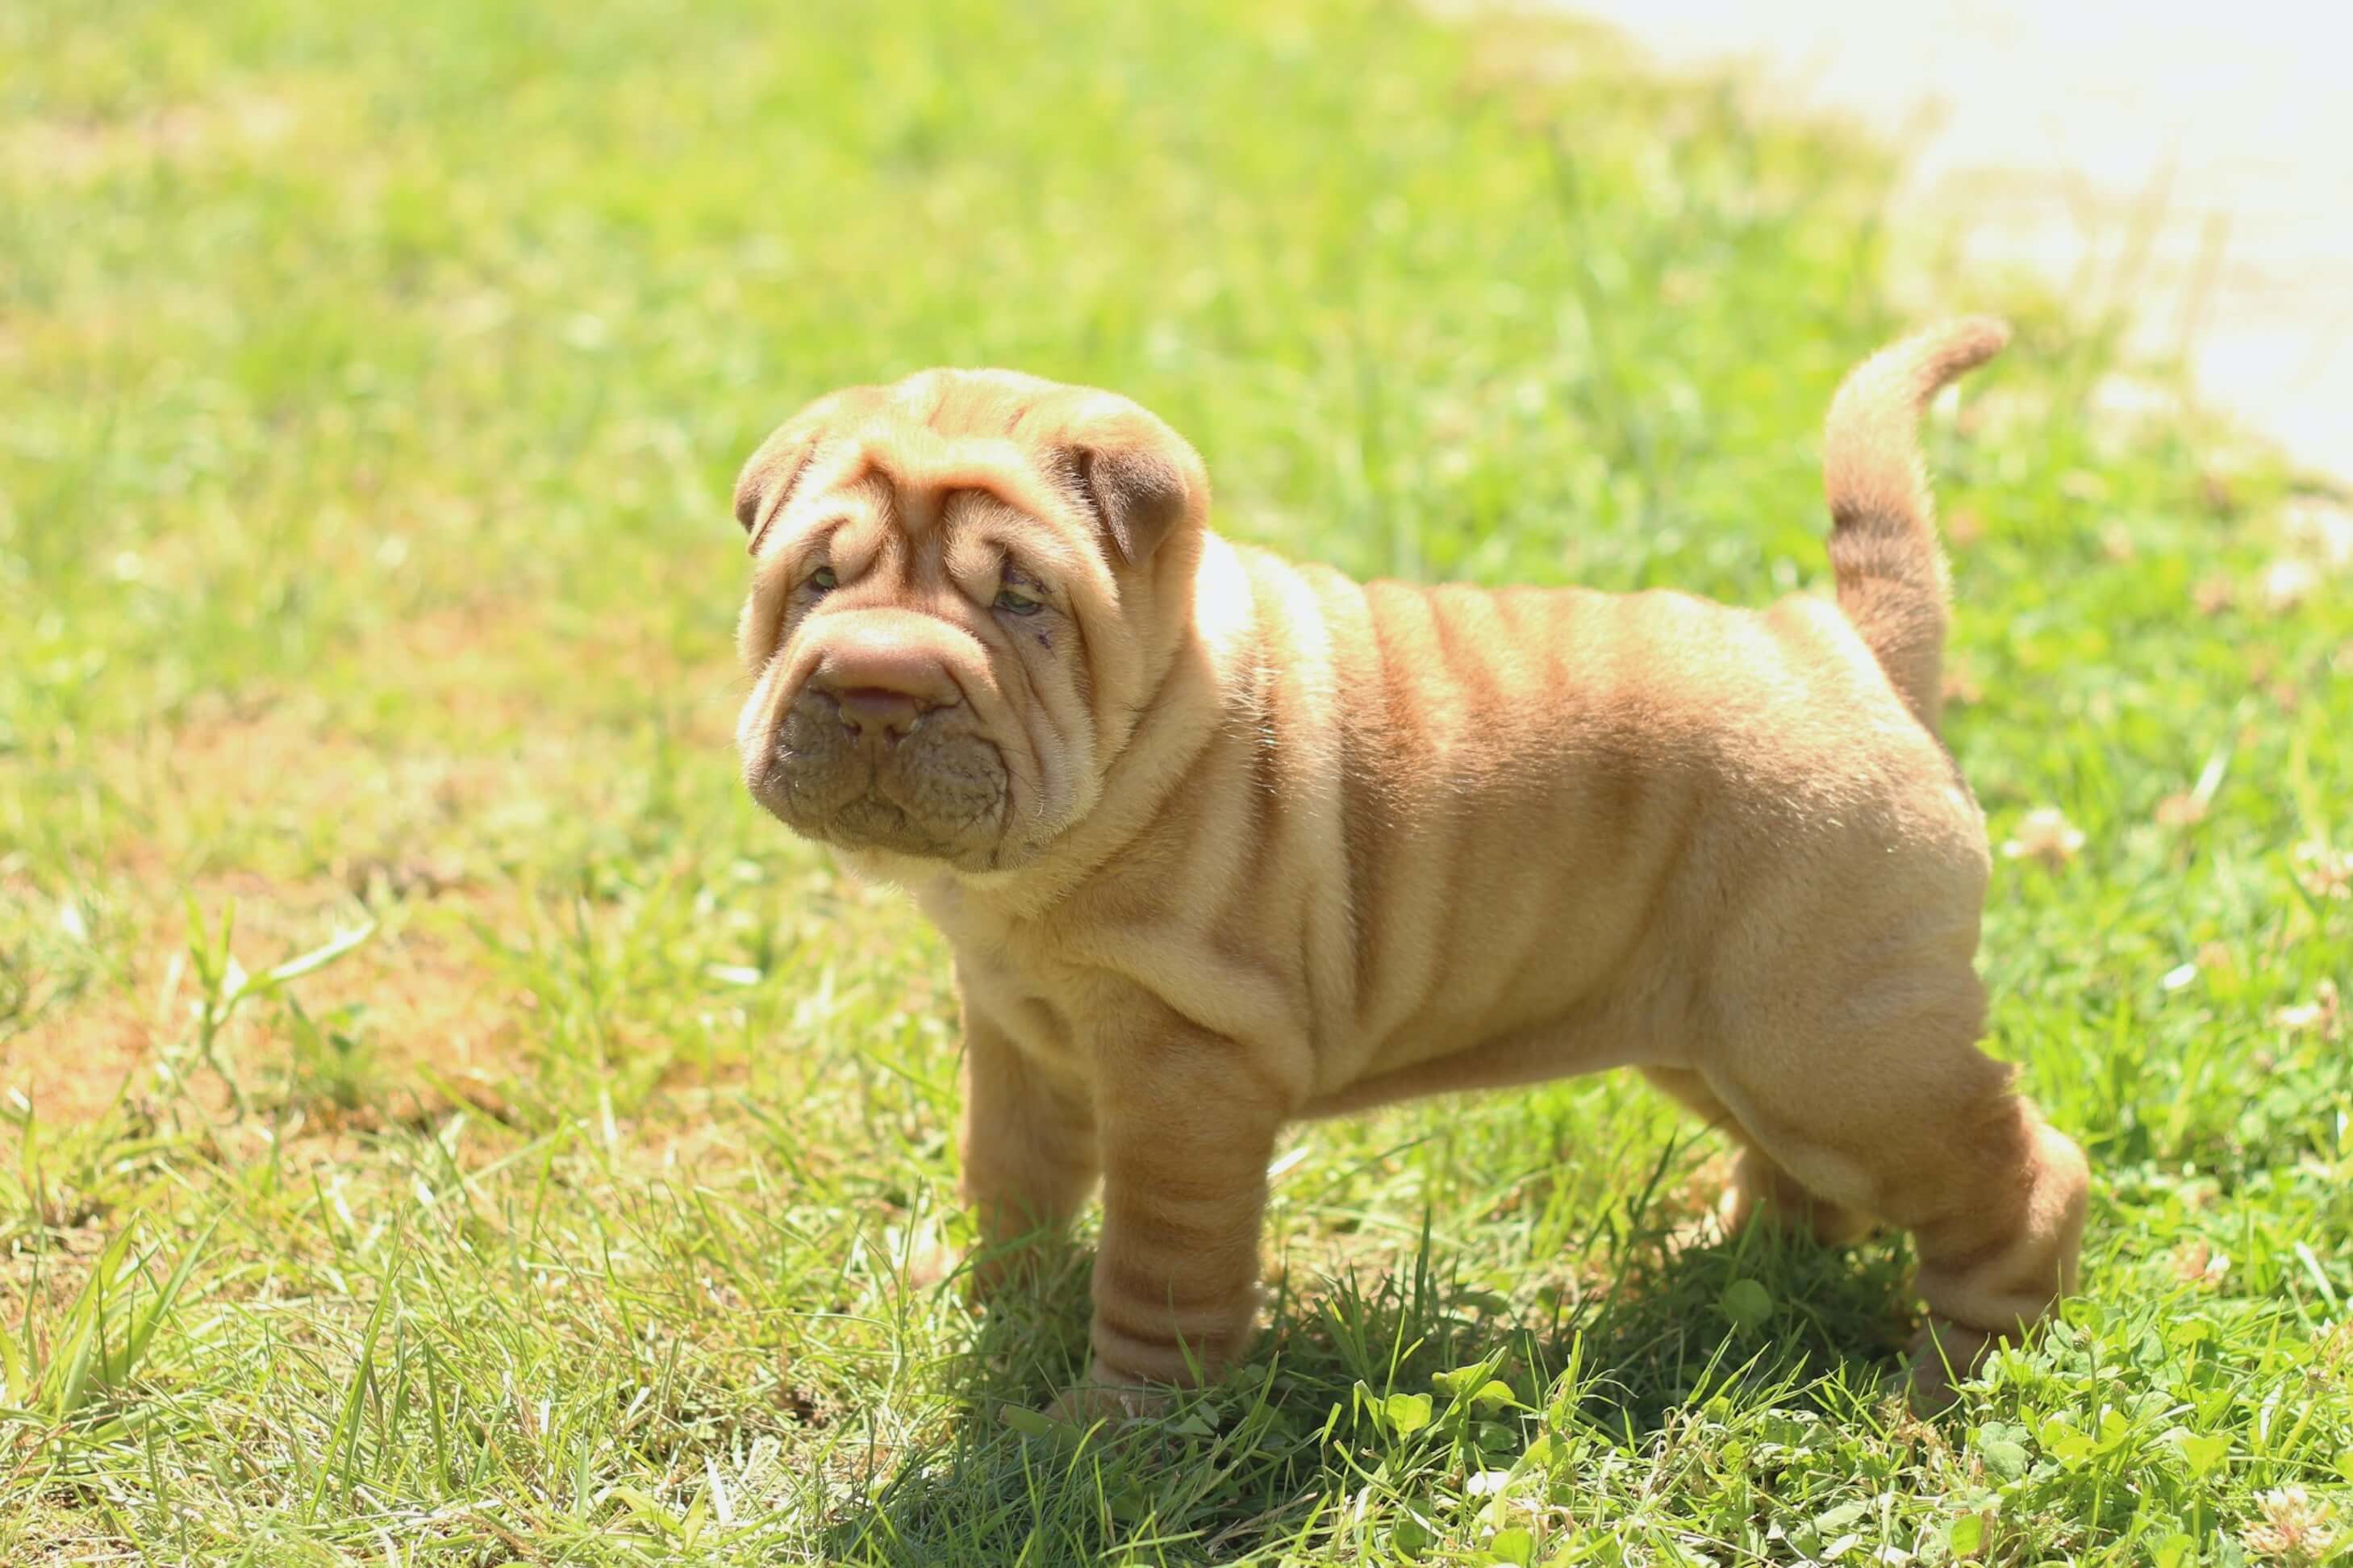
{"left": 804, "top": 789, "right": 961, "bottom": 857}
{"left": 749, "top": 697, "right": 1012, "bottom": 861}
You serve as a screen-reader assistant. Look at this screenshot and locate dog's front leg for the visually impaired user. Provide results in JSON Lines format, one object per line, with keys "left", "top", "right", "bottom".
{"left": 1053, "top": 1013, "right": 1287, "bottom": 1420}
{"left": 951, "top": 1004, "right": 1100, "bottom": 1295}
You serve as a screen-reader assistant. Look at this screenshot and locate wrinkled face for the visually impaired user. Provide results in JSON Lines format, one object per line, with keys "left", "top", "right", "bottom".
{"left": 731, "top": 369, "right": 1208, "bottom": 874}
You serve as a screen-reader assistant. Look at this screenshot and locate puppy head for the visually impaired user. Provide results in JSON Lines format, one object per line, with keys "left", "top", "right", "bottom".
{"left": 731, "top": 369, "right": 1210, "bottom": 874}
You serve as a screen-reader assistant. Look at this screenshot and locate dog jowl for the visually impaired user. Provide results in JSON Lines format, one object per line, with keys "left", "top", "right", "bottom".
{"left": 729, "top": 325, "right": 2088, "bottom": 1418}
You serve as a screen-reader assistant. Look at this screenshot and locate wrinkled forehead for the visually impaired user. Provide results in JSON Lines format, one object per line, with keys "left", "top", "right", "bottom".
{"left": 741, "top": 368, "right": 1168, "bottom": 569}
{"left": 758, "top": 422, "right": 1097, "bottom": 575}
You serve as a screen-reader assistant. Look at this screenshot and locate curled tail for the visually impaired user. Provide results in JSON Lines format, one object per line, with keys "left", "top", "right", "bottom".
{"left": 1823, "top": 315, "right": 2008, "bottom": 734}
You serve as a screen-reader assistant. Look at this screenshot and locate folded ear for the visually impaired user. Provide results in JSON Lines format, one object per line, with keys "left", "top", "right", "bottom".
{"left": 732, "top": 426, "right": 821, "bottom": 556}
{"left": 1058, "top": 429, "right": 1208, "bottom": 566}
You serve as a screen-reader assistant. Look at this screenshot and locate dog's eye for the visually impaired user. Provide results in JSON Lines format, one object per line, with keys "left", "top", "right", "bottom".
{"left": 993, "top": 587, "right": 1043, "bottom": 616}
{"left": 808, "top": 565, "right": 838, "bottom": 594}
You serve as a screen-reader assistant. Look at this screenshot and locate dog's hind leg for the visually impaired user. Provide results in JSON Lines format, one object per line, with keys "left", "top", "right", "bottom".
{"left": 1641, "top": 1065, "right": 1875, "bottom": 1247}
{"left": 1696, "top": 965, "right": 2088, "bottom": 1409}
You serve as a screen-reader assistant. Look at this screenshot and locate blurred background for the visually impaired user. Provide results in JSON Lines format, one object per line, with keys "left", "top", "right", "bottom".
{"left": 2, "top": 2, "right": 2347, "bottom": 1562}
{"left": 1573, "top": 0, "right": 2353, "bottom": 477}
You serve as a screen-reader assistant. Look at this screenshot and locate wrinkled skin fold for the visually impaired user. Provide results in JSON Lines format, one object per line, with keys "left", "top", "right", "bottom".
{"left": 730, "top": 324, "right": 2088, "bottom": 1419}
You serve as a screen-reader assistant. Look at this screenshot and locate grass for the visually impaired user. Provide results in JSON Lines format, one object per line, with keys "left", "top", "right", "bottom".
{"left": 2, "top": 0, "right": 2350, "bottom": 1561}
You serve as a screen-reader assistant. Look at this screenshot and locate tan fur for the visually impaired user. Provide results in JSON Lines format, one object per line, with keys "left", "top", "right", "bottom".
{"left": 730, "top": 322, "right": 2087, "bottom": 1415}
{"left": 1823, "top": 315, "right": 2009, "bottom": 732}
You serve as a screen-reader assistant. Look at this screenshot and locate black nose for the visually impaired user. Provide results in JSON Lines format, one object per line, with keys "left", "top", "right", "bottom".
{"left": 832, "top": 686, "right": 928, "bottom": 740}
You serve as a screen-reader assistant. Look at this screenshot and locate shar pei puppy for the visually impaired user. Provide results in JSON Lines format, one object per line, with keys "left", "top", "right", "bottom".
{"left": 728, "top": 319, "right": 2088, "bottom": 1417}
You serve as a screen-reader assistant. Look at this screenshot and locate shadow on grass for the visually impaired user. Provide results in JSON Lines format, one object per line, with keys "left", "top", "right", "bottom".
{"left": 820, "top": 1208, "right": 1923, "bottom": 1566}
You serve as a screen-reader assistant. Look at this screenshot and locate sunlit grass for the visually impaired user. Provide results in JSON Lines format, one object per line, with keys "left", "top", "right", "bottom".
{"left": 3, "top": 0, "right": 2349, "bottom": 1562}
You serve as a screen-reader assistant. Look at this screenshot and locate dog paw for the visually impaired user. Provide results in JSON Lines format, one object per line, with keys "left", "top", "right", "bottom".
{"left": 902, "top": 1239, "right": 966, "bottom": 1290}
{"left": 1904, "top": 1319, "right": 2001, "bottom": 1416}
{"left": 1667, "top": 1194, "right": 1737, "bottom": 1253}
{"left": 1042, "top": 1371, "right": 1168, "bottom": 1428}
{"left": 902, "top": 1237, "right": 1045, "bottom": 1300}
